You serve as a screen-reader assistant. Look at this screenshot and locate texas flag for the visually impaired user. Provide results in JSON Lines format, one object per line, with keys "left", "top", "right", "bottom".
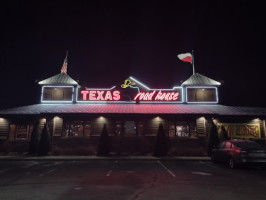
{"left": 177, "top": 53, "right": 192, "bottom": 64}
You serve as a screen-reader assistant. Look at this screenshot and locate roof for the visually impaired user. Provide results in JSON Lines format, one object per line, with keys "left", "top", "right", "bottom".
{"left": 181, "top": 73, "right": 221, "bottom": 86}
{"left": 38, "top": 73, "right": 78, "bottom": 85}
{"left": 1, "top": 104, "right": 266, "bottom": 116}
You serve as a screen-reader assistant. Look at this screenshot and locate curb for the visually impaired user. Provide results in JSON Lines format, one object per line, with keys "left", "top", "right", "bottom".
{"left": 0, "top": 156, "right": 211, "bottom": 161}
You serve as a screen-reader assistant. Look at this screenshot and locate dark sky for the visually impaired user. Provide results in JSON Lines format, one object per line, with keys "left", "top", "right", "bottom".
{"left": 0, "top": 0, "right": 266, "bottom": 109}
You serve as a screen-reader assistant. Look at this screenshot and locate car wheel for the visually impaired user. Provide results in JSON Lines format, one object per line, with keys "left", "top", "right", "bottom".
{"left": 229, "top": 157, "right": 237, "bottom": 169}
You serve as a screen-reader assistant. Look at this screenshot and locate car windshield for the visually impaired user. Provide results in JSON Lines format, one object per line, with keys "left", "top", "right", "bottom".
{"left": 234, "top": 141, "right": 263, "bottom": 150}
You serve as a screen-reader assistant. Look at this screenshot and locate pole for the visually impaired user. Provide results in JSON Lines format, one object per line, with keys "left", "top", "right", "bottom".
{"left": 192, "top": 50, "right": 195, "bottom": 75}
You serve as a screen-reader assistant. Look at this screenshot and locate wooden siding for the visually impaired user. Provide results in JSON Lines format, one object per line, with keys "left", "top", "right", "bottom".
{"left": 145, "top": 117, "right": 167, "bottom": 136}
{"left": 205, "top": 119, "right": 212, "bottom": 137}
{"left": 53, "top": 117, "right": 63, "bottom": 136}
{"left": 263, "top": 120, "right": 266, "bottom": 138}
{"left": 0, "top": 118, "right": 9, "bottom": 139}
{"left": 91, "top": 117, "right": 114, "bottom": 136}
{"left": 259, "top": 119, "right": 265, "bottom": 138}
{"left": 196, "top": 117, "right": 206, "bottom": 136}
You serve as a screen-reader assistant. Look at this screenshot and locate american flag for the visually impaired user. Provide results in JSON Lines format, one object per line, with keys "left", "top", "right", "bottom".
{"left": 61, "top": 51, "right": 68, "bottom": 74}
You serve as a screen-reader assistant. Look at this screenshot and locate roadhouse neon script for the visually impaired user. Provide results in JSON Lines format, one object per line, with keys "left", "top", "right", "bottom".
{"left": 134, "top": 90, "right": 179, "bottom": 101}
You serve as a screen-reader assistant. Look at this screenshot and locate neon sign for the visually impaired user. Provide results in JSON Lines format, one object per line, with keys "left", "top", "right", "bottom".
{"left": 40, "top": 76, "right": 219, "bottom": 104}
{"left": 134, "top": 91, "right": 179, "bottom": 101}
{"left": 80, "top": 90, "right": 120, "bottom": 101}
{"left": 76, "top": 77, "right": 183, "bottom": 103}
{"left": 121, "top": 79, "right": 135, "bottom": 88}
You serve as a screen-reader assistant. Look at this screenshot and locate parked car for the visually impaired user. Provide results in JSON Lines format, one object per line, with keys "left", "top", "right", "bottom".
{"left": 211, "top": 139, "right": 266, "bottom": 169}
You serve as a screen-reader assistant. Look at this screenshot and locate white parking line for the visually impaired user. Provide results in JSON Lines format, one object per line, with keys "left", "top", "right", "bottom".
{"left": 192, "top": 171, "right": 212, "bottom": 176}
{"left": 106, "top": 160, "right": 118, "bottom": 177}
{"left": 157, "top": 160, "right": 176, "bottom": 178}
{"left": 39, "top": 168, "right": 57, "bottom": 177}
{"left": 22, "top": 161, "right": 39, "bottom": 168}
{"left": 37, "top": 161, "right": 76, "bottom": 177}
{"left": 197, "top": 161, "right": 235, "bottom": 175}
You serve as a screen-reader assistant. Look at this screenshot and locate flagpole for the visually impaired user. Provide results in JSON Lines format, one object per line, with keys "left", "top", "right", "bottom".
{"left": 192, "top": 50, "right": 195, "bottom": 75}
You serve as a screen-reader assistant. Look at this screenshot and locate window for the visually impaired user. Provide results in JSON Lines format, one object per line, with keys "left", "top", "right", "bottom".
{"left": 15, "top": 125, "right": 30, "bottom": 139}
{"left": 124, "top": 121, "right": 136, "bottom": 137}
{"left": 53, "top": 117, "right": 63, "bottom": 136}
{"left": 176, "top": 125, "right": 190, "bottom": 137}
{"left": 115, "top": 121, "right": 122, "bottom": 136}
{"left": 62, "top": 121, "right": 92, "bottom": 137}
{"left": 187, "top": 88, "right": 217, "bottom": 102}
{"left": 84, "top": 122, "right": 92, "bottom": 137}
{"left": 172, "top": 122, "right": 198, "bottom": 138}
{"left": 219, "top": 142, "right": 226, "bottom": 149}
{"left": 224, "top": 142, "right": 232, "bottom": 149}
{"left": 169, "top": 124, "right": 175, "bottom": 138}
{"left": 62, "top": 121, "right": 83, "bottom": 137}
{"left": 137, "top": 121, "right": 144, "bottom": 136}
{"left": 42, "top": 87, "right": 73, "bottom": 101}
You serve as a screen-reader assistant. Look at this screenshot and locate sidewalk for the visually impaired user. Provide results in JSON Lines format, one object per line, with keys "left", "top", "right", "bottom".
{"left": 0, "top": 155, "right": 211, "bottom": 161}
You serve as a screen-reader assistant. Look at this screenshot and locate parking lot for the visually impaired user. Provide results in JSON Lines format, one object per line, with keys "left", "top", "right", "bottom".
{"left": 0, "top": 159, "right": 266, "bottom": 200}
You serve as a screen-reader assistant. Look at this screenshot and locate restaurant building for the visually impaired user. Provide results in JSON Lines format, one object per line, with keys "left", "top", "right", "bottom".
{"left": 1, "top": 62, "right": 266, "bottom": 155}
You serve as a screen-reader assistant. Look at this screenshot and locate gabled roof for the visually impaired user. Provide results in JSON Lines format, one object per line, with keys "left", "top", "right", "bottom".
{"left": 38, "top": 73, "right": 78, "bottom": 86}
{"left": 181, "top": 73, "right": 221, "bottom": 86}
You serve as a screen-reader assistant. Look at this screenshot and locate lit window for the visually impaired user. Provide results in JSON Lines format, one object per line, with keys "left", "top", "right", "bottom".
{"left": 187, "top": 87, "right": 217, "bottom": 102}
{"left": 84, "top": 122, "right": 92, "bottom": 137}
{"left": 174, "top": 122, "right": 197, "bottom": 138}
{"left": 176, "top": 125, "right": 189, "bottom": 137}
{"left": 137, "top": 121, "right": 144, "bottom": 136}
{"left": 16, "top": 125, "right": 30, "bottom": 139}
{"left": 62, "top": 121, "right": 84, "bottom": 137}
{"left": 43, "top": 87, "right": 73, "bottom": 101}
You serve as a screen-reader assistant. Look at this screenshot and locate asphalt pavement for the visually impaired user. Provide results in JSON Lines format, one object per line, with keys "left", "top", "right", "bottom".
{"left": 0, "top": 158, "right": 266, "bottom": 200}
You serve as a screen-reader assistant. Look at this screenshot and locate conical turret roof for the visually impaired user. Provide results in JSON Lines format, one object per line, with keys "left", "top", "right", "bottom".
{"left": 38, "top": 73, "right": 78, "bottom": 86}
{"left": 181, "top": 73, "right": 221, "bottom": 86}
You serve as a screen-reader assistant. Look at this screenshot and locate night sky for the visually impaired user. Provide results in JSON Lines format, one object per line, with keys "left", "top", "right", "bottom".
{"left": 1, "top": 0, "right": 266, "bottom": 109}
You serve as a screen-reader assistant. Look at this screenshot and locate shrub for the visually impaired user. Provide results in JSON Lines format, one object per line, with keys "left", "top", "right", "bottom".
{"left": 97, "top": 124, "right": 110, "bottom": 156}
{"left": 219, "top": 125, "right": 229, "bottom": 141}
{"left": 0, "top": 141, "right": 12, "bottom": 154}
{"left": 153, "top": 123, "right": 169, "bottom": 157}
{"left": 14, "top": 141, "right": 29, "bottom": 154}
{"left": 28, "top": 121, "right": 41, "bottom": 155}
{"left": 51, "top": 146, "right": 63, "bottom": 156}
{"left": 206, "top": 122, "right": 220, "bottom": 156}
{"left": 37, "top": 123, "right": 51, "bottom": 156}
{"left": 138, "top": 137, "right": 154, "bottom": 155}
